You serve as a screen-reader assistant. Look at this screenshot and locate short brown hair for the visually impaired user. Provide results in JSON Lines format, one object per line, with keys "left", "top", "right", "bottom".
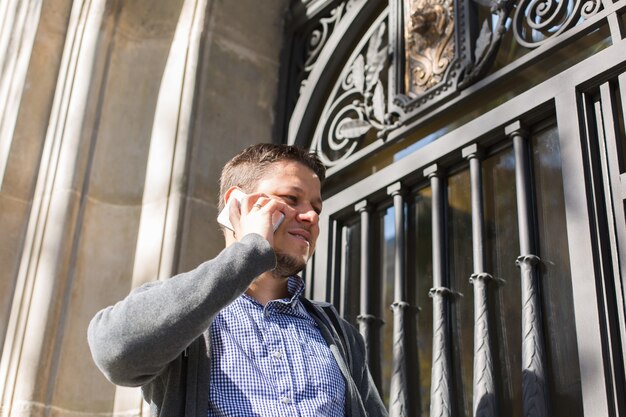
{"left": 218, "top": 143, "right": 326, "bottom": 211}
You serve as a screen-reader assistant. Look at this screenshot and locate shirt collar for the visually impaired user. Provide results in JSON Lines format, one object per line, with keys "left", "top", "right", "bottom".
{"left": 240, "top": 275, "right": 305, "bottom": 307}
{"left": 286, "top": 275, "right": 305, "bottom": 301}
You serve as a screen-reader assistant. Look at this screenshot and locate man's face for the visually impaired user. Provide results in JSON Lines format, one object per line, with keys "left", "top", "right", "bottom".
{"left": 253, "top": 160, "right": 322, "bottom": 276}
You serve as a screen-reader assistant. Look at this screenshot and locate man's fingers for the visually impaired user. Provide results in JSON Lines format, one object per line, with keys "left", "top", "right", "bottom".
{"left": 230, "top": 193, "right": 280, "bottom": 243}
{"left": 244, "top": 194, "right": 284, "bottom": 214}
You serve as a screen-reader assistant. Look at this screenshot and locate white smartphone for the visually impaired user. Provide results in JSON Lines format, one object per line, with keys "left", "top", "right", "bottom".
{"left": 217, "top": 189, "right": 285, "bottom": 232}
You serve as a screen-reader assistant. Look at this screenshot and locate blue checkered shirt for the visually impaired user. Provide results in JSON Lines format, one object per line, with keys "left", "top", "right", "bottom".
{"left": 207, "top": 276, "right": 346, "bottom": 417}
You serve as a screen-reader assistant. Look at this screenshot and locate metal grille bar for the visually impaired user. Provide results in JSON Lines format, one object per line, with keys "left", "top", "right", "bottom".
{"left": 425, "top": 165, "right": 453, "bottom": 417}
{"left": 387, "top": 182, "right": 413, "bottom": 417}
{"left": 355, "top": 200, "right": 383, "bottom": 387}
{"left": 339, "top": 224, "right": 350, "bottom": 317}
{"left": 506, "top": 121, "right": 550, "bottom": 417}
{"left": 463, "top": 144, "right": 498, "bottom": 417}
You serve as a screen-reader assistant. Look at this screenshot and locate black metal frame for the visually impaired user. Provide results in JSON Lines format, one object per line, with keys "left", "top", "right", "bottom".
{"left": 281, "top": 0, "right": 626, "bottom": 415}
{"left": 309, "top": 42, "right": 626, "bottom": 416}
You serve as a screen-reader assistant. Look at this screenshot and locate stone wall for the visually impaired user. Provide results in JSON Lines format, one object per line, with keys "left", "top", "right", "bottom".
{"left": 0, "top": 0, "right": 288, "bottom": 415}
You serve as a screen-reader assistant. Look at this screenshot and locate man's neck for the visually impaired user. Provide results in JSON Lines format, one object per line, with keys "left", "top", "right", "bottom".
{"left": 245, "top": 272, "right": 290, "bottom": 305}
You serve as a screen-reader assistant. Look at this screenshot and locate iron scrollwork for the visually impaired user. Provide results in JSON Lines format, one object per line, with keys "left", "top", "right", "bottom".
{"left": 299, "top": 2, "right": 350, "bottom": 94}
{"left": 461, "top": 0, "right": 603, "bottom": 87}
{"left": 513, "top": 0, "right": 603, "bottom": 48}
{"left": 289, "top": 0, "right": 610, "bottom": 169}
{"left": 312, "top": 13, "right": 400, "bottom": 167}
{"left": 459, "top": 0, "right": 515, "bottom": 89}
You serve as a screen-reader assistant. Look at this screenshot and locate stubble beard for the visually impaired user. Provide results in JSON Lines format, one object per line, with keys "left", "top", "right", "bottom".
{"left": 273, "top": 252, "right": 307, "bottom": 278}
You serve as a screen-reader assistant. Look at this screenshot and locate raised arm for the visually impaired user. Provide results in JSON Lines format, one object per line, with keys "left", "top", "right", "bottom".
{"left": 87, "top": 233, "right": 275, "bottom": 386}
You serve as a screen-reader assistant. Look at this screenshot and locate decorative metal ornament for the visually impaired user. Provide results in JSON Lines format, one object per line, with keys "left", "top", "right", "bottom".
{"left": 459, "top": 0, "right": 515, "bottom": 89}
{"left": 299, "top": 3, "right": 349, "bottom": 93}
{"left": 513, "top": 0, "right": 603, "bottom": 48}
{"left": 287, "top": 0, "right": 612, "bottom": 172}
{"left": 404, "top": 0, "right": 456, "bottom": 95}
{"left": 391, "top": 0, "right": 473, "bottom": 115}
{"left": 310, "top": 11, "right": 400, "bottom": 167}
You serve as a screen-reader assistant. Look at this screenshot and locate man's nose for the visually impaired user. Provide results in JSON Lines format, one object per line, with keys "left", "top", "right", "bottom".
{"left": 297, "top": 208, "right": 319, "bottom": 225}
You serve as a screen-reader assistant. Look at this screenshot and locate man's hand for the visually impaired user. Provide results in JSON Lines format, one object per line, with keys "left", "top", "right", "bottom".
{"left": 228, "top": 193, "right": 286, "bottom": 245}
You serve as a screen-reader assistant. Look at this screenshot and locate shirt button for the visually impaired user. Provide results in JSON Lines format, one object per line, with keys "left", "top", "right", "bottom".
{"left": 272, "top": 351, "right": 283, "bottom": 359}
{"left": 281, "top": 396, "right": 290, "bottom": 404}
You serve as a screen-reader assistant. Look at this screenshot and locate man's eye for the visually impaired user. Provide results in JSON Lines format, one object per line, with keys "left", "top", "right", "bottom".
{"left": 281, "top": 195, "right": 297, "bottom": 204}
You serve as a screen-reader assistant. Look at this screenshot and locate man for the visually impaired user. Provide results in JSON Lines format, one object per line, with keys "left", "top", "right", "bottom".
{"left": 88, "top": 144, "right": 387, "bottom": 417}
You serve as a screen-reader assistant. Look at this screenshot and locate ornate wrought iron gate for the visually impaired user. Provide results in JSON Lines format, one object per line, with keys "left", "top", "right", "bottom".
{"left": 280, "top": 0, "right": 626, "bottom": 416}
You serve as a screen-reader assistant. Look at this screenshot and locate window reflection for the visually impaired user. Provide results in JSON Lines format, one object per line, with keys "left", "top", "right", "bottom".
{"left": 341, "top": 221, "right": 361, "bottom": 324}
{"left": 448, "top": 169, "right": 473, "bottom": 416}
{"left": 532, "top": 124, "right": 583, "bottom": 416}
{"left": 483, "top": 146, "right": 523, "bottom": 417}
{"left": 612, "top": 81, "right": 626, "bottom": 174}
{"left": 379, "top": 189, "right": 435, "bottom": 415}
{"left": 381, "top": 206, "right": 395, "bottom": 407}
{"left": 412, "top": 188, "right": 434, "bottom": 417}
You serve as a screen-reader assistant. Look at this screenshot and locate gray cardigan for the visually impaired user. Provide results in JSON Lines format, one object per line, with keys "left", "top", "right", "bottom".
{"left": 88, "top": 233, "right": 388, "bottom": 417}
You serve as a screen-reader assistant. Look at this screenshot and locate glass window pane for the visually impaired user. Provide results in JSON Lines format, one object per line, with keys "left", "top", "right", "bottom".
{"left": 447, "top": 168, "right": 473, "bottom": 416}
{"left": 342, "top": 221, "right": 361, "bottom": 325}
{"left": 381, "top": 206, "right": 395, "bottom": 407}
{"left": 412, "top": 188, "right": 434, "bottom": 417}
{"left": 483, "top": 146, "right": 523, "bottom": 417}
{"left": 380, "top": 189, "right": 434, "bottom": 414}
{"left": 381, "top": 195, "right": 432, "bottom": 412}
{"left": 532, "top": 124, "right": 584, "bottom": 416}
{"left": 614, "top": 80, "right": 626, "bottom": 174}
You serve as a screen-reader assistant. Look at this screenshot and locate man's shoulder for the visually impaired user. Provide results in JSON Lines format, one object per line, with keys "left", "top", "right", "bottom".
{"left": 298, "top": 297, "right": 335, "bottom": 316}
{"left": 298, "top": 297, "right": 357, "bottom": 336}
{"left": 305, "top": 299, "right": 333, "bottom": 308}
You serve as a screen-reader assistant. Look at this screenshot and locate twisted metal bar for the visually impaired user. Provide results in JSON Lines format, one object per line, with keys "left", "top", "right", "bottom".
{"left": 470, "top": 273, "right": 498, "bottom": 417}
{"left": 517, "top": 254, "right": 548, "bottom": 417}
{"left": 429, "top": 287, "right": 453, "bottom": 417}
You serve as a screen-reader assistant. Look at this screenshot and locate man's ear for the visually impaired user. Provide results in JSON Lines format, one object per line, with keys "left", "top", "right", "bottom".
{"left": 223, "top": 187, "right": 240, "bottom": 207}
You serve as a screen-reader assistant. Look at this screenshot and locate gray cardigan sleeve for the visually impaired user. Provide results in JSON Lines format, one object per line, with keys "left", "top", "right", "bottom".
{"left": 87, "top": 233, "right": 275, "bottom": 387}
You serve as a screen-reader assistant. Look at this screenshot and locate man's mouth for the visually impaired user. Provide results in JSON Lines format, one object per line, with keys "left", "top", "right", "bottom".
{"left": 288, "top": 229, "right": 310, "bottom": 243}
